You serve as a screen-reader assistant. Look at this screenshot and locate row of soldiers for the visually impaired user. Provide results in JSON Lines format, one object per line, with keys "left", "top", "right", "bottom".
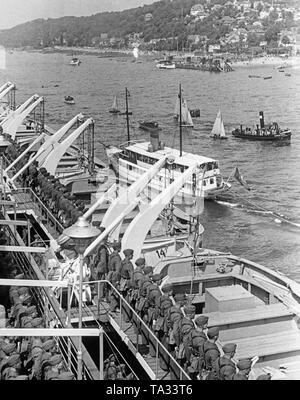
{"left": 23, "top": 163, "right": 87, "bottom": 228}
{"left": 0, "top": 284, "right": 75, "bottom": 380}
{"left": 0, "top": 224, "right": 74, "bottom": 380}
{"left": 90, "top": 242, "right": 271, "bottom": 380}
{"left": 5, "top": 141, "right": 87, "bottom": 229}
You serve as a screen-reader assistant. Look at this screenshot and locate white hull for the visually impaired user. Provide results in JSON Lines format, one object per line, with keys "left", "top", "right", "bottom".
{"left": 107, "top": 151, "right": 230, "bottom": 202}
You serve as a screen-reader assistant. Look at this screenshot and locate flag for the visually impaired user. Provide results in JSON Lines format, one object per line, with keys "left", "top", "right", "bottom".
{"left": 233, "top": 166, "right": 251, "bottom": 191}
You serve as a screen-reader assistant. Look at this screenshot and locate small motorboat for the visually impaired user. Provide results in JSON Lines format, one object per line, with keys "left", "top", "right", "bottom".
{"left": 138, "top": 120, "right": 162, "bottom": 133}
{"left": 285, "top": 73, "right": 291, "bottom": 77}
{"left": 263, "top": 76, "right": 272, "bottom": 80}
{"left": 69, "top": 57, "right": 81, "bottom": 66}
{"left": 248, "top": 75, "right": 261, "bottom": 78}
{"left": 189, "top": 109, "right": 200, "bottom": 118}
{"left": 64, "top": 96, "right": 75, "bottom": 105}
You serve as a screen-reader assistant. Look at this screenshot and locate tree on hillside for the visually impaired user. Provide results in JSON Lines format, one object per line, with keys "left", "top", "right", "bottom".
{"left": 265, "top": 25, "right": 281, "bottom": 43}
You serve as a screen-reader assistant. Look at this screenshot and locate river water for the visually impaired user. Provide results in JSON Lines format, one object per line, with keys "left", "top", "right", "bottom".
{"left": 2, "top": 50, "right": 300, "bottom": 281}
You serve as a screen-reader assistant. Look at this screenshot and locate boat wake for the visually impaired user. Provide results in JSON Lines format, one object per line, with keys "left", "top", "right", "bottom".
{"left": 215, "top": 200, "right": 239, "bottom": 208}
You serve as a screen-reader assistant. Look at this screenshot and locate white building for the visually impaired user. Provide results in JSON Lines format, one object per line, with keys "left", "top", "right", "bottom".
{"left": 190, "top": 4, "right": 205, "bottom": 17}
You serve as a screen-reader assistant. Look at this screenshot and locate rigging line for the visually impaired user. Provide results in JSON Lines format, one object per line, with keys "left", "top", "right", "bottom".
{"left": 232, "top": 191, "right": 300, "bottom": 228}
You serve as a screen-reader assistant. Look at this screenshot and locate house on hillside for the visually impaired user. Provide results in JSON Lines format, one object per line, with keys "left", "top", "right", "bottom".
{"left": 221, "top": 16, "right": 235, "bottom": 25}
{"left": 144, "top": 13, "right": 153, "bottom": 22}
{"left": 190, "top": 4, "right": 204, "bottom": 16}
{"left": 225, "top": 32, "right": 240, "bottom": 44}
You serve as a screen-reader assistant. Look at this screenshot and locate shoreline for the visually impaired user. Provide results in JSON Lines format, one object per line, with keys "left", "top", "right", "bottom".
{"left": 11, "top": 46, "right": 300, "bottom": 67}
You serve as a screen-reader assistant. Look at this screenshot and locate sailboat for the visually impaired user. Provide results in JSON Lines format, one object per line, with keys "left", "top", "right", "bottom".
{"left": 173, "top": 91, "right": 193, "bottom": 128}
{"left": 109, "top": 95, "right": 121, "bottom": 114}
{"left": 210, "top": 109, "right": 227, "bottom": 140}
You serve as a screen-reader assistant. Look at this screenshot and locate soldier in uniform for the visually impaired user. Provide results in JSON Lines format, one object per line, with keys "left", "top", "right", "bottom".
{"left": 107, "top": 241, "right": 122, "bottom": 313}
{"left": 173, "top": 304, "right": 196, "bottom": 367}
{"left": 185, "top": 315, "right": 209, "bottom": 379}
{"left": 146, "top": 274, "right": 162, "bottom": 357}
{"left": 166, "top": 293, "right": 186, "bottom": 356}
{"left": 93, "top": 229, "right": 109, "bottom": 301}
{"left": 119, "top": 249, "right": 134, "bottom": 322}
{"left": 216, "top": 343, "right": 237, "bottom": 380}
{"left": 119, "top": 249, "right": 134, "bottom": 295}
{"left": 232, "top": 358, "right": 252, "bottom": 380}
{"left": 203, "top": 326, "right": 221, "bottom": 380}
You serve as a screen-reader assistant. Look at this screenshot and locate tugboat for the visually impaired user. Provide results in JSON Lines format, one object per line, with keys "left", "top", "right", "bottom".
{"left": 232, "top": 111, "right": 292, "bottom": 141}
{"left": 138, "top": 120, "right": 161, "bottom": 133}
{"left": 64, "top": 95, "right": 75, "bottom": 105}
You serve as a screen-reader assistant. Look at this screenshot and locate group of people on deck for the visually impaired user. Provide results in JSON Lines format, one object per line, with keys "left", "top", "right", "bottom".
{"left": 87, "top": 239, "right": 271, "bottom": 380}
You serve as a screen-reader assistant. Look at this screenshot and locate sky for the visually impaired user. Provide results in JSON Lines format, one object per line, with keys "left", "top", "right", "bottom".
{"left": 0, "top": 0, "right": 156, "bottom": 30}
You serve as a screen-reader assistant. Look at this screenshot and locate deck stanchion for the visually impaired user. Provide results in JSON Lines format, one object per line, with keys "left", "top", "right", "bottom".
{"left": 97, "top": 282, "right": 100, "bottom": 317}
{"left": 155, "top": 339, "right": 159, "bottom": 379}
{"left": 120, "top": 295, "right": 122, "bottom": 330}
{"left": 99, "top": 328, "right": 104, "bottom": 380}
{"left": 67, "top": 283, "right": 71, "bottom": 369}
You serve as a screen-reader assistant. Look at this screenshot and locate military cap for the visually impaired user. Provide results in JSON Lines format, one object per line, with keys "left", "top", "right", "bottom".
{"left": 222, "top": 343, "right": 237, "bottom": 354}
{"left": 31, "top": 347, "right": 43, "bottom": 359}
{"left": 92, "top": 220, "right": 101, "bottom": 227}
{"left": 144, "top": 266, "right": 153, "bottom": 275}
{"left": 18, "top": 287, "right": 29, "bottom": 295}
{"left": 195, "top": 315, "right": 209, "bottom": 327}
{"left": 161, "top": 283, "right": 173, "bottom": 293}
{"left": 31, "top": 317, "right": 44, "bottom": 327}
{"left": 32, "top": 338, "right": 43, "bottom": 349}
{"left": 57, "top": 371, "right": 74, "bottom": 380}
{"left": 184, "top": 305, "right": 196, "bottom": 314}
{"left": 41, "top": 352, "right": 51, "bottom": 364}
{"left": 257, "top": 374, "right": 271, "bottom": 380}
{"left": 45, "top": 370, "right": 59, "bottom": 380}
{"left": 193, "top": 336, "right": 204, "bottom": 348}
{"left": 6, "top": 354, "right": 20, "bottom": 367}
{"left": 123, "top": 249, "right": 133, "bottom": 257}
{"left": 152, "top": 273, "right": 162, "bottom": 282}
{"left": 48, "top": 354, "right": 63, "bottom": 366}
{"left": 5, "top": 368, "right": 18, "bottom": 380}
{"left": 135, "top": 257, "right": 146, "bottom": 267}
{"left": 173, "top": 293, "right": 186, "bottom": 302}
{"left": 207, "top": 326, "right": 220, "bottom": 339}
{"left": 112, "top": 241, "right": 121, "bottom": 250}
{"left": 2, "top": 342, "right": 16, "bottom": 355}
{"left": 43, "top": 339, "right": 56, "bottom": 352}
{"left": 237, "top": 359, "right": 252, "bottom": 371}
{"left": 25, "top": 305, "right": 37, "bottom": 315}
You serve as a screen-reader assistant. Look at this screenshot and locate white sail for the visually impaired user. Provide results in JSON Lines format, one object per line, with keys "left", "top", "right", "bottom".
{"left": 181, "top": 99, "right": 194, "bottom": 127}
{"left": 112, "top": 95, "right": 118, "bottom": 111}
{"left": 174, "top": 96, "right": 180, "bottom": 118}
{"left": 210, "top": 110, "right": 225, "bottom": 137}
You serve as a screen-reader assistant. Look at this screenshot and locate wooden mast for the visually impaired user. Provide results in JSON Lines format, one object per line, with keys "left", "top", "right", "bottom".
{"left": 179, "top": 83, "right": 182, "bottom": 156}
{"left": 125, "top": 87, "right": 130, "bottom": 143}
